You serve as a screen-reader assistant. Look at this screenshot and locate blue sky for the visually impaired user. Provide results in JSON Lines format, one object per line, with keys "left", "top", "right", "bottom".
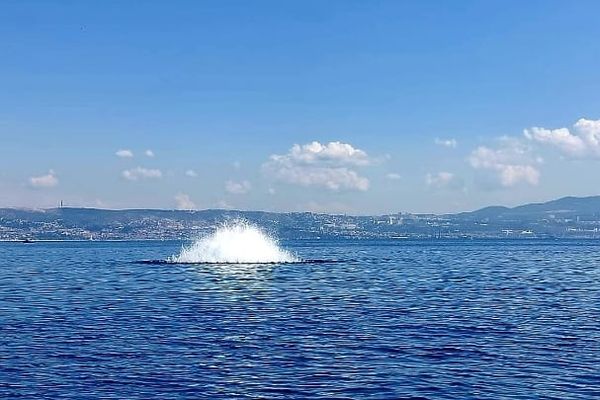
{"left": 2, "top": 0, "right": 600, "bottom": 214}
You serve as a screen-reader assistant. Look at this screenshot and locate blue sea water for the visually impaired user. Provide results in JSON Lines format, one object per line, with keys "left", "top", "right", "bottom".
{"left": 1, "top": 239, "right": 599, "bottom": 399}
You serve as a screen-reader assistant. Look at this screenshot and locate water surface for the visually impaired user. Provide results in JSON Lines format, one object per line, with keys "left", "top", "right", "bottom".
{"left": 1, "top": 239, "right": 599, "bottom": 399}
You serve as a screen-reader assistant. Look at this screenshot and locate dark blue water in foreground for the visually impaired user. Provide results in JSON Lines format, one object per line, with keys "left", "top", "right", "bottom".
{"left": 1, "top": 239, "right": 599, "bottom": 399}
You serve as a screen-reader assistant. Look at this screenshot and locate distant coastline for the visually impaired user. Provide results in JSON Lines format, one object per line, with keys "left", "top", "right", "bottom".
{"left": 2, "top": 195, "right": 600, "bottom": 241}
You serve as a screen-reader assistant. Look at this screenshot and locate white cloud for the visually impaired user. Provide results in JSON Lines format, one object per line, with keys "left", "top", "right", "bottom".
{"left": 263, "top": 141, "right": 371, "bottom": 191}
{"left": 145, "top": 149, "right": 155, "bottom": 157}
{"left": 174, "top": 193, "right": 196, "bottom": 210}
{"left": 426, "top": 171, "right": 458, "bottom": 189}
{"left": 267, "top": 166, "right": 369, "bottom": 191}
{"left": 116, "top": 149, "right": 134, "bottom": 158}
{"left": 122, "top": 167, "right": 163, "bottom": 181}
{"left": 29, "top": 170, "right": 58, "bottom": 188}
{"left": 524, "top": 118, "right": 600, "bottom": 158}
{"left": 435, "top": 138, "right": 458, "bottom": 148}
{"left": 497, "top": 164, "right": 540, "bottom": 187}
{"left": 386, "top": 172, "right": 402, "bottom": 180}
{"left": 268, "top": 187, "right": 276, "bottom": 195}
{"left": 469, "top": 140, "right": 540, "bottom": 187}
{"left": 524, "top": 127, "right": 586, "bottom": 157}
{"left": 185, "top": 169, "right": 198, "bottom": 178}
{"left": 225, "top": 180, "right": 251, "bottom": 194}
{"left": 285, "top": 141, "right": 370, "bottom": 166}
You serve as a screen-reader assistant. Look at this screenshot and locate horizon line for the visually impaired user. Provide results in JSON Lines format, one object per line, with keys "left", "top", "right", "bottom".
{"left": 1, "top": 193, "right": 599, "bottom": 217}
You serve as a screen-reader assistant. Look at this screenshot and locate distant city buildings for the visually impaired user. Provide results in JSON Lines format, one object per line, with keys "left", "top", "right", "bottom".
{"left": 2, "top": 198, "right": 600, "bottom": 240}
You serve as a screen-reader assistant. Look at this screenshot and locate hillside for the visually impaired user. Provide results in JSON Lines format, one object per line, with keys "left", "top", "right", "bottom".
{"left": 2, "top": 195, "right": 600, "bottom": 240}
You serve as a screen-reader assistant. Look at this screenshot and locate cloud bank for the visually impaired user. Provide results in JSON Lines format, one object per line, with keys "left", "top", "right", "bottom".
{"left": 225, "top": 180, "right": 252, "bottom": 194}
{"left": 263, "top": 141, "right": 370, "bottom": 191}
{"left": 426, "top": 171, "right": 459, "bottom": 189}
{"left": 469, "top": 139, "right": 540, "bottom": 187}
{"left": 524, "top": 118, "right": 600, "bottom": 158}
{"left": 29, "top": 170, "right": 58, "bottom": 188}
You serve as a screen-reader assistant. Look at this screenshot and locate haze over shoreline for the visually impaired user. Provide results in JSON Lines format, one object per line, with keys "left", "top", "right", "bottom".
{"left": 3, "top": 195, "right": 600, "bottom": 241}
{"left": 4, "top": 194, "right": 600, "bottom": 216}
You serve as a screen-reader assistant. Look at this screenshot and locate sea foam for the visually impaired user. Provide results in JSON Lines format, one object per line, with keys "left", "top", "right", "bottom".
{"left": 170, "top": 221, "right": 298, "bottom": 264}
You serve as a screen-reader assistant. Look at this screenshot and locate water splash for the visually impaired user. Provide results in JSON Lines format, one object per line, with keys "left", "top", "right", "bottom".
{"left": 170, "top": 221, "right": 299, "bottom": 264}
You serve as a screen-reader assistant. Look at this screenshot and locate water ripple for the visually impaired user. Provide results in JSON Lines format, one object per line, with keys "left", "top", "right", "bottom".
{"left": 1, "top": 240, "right": 599, "bottom": 399}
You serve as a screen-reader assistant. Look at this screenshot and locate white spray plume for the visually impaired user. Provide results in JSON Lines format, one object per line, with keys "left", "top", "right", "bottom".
{"left": 171, "top": 220, "right": 298, "bottom": 264}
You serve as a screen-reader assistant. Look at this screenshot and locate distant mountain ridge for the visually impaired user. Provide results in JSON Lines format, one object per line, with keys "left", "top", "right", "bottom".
{"left": 2, "top": 195, "right": 600, "bottom": 240}
{"left": 4, "top": 194, "right": 600, "bottom": 218}
{"left": 462, "top": 195, "right": 600, "bottom": 220}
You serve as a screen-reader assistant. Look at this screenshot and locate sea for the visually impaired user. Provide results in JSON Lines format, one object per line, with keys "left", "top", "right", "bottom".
{"left": 1, "top": 238, "right": 599, "bottom": 399}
